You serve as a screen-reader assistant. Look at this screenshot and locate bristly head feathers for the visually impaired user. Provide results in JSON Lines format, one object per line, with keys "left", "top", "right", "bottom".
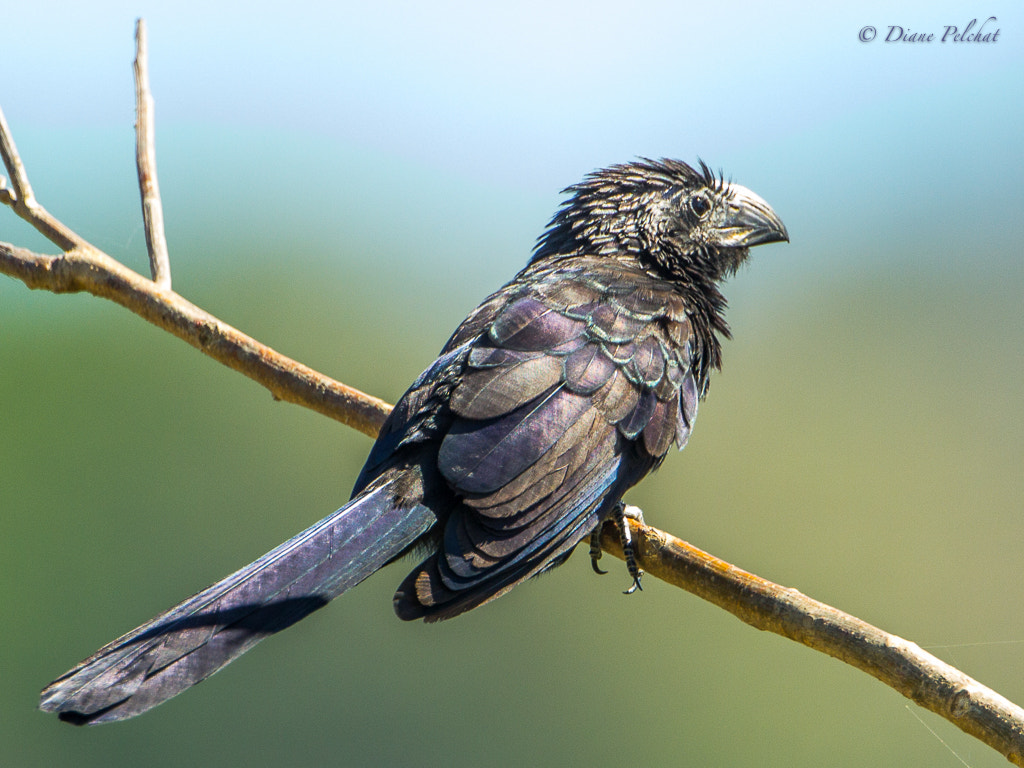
{"left": 532, "top": 158, "right": 787, "bottom": 287}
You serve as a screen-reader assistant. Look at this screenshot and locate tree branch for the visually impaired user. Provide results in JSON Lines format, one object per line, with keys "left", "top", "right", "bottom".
{"left": 2, "top": 21, "right": 1022, "bottom": 765}
{"left": 0, "top": 236, "right": 390, "bottom": 437}
{"left": 598, "top": 522, "right": 1024, "bottom": 765}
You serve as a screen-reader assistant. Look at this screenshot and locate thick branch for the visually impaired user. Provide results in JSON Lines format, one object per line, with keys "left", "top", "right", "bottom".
{"left": 598, "top": 522, "right": 1024, "bottom": 765}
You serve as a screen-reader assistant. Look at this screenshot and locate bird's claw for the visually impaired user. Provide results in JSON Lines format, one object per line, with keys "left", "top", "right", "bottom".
{"left": 624, "top": 573, "right": 643, "bottom": 595}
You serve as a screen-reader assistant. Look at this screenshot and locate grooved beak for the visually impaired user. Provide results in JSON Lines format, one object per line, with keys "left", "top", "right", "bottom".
{"left": 715, "top": 184, "right": 789, "bottom": 247}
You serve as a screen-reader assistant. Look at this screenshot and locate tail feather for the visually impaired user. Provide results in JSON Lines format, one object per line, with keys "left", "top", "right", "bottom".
{"left": 39, "top": 481, "right": 434, "bottom": 724}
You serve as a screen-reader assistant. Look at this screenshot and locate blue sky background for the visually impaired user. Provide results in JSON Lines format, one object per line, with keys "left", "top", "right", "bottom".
{"left": 3, "top": 3, "right": 1023, "bottom": 767}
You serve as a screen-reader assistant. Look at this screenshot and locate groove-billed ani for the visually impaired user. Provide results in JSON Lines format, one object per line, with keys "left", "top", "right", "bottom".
{"left": 40, "top": 158, "right": 787, "bottom": 724}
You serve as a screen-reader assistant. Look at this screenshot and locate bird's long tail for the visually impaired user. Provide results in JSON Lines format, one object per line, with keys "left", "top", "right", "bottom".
{"left": 39, "top": 480, "right": 434, "bottom": 725}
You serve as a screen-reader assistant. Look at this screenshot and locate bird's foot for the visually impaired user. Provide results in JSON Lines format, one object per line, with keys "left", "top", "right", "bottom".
{"left": 615, "top": 504, "right": 644, "bottom": 594}
{"left": 589, "top": 504, "right": 645, "bottom": 592}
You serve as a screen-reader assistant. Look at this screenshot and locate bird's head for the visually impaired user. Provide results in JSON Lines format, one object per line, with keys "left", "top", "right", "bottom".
{"left": 533, "top": 158, "right": 788, "bottom": 284}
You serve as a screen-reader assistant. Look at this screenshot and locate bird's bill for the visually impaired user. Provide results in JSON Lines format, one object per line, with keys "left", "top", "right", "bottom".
{"left": 714, "top": 184, "right": 789, "bottom": 247}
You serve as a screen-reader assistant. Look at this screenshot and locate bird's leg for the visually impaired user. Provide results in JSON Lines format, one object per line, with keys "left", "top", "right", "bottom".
{"left": 615, "top": 503, "right": 645, "bottom": 594}
{"left": 589, "top": 504, "right": 645, "bottom": 591}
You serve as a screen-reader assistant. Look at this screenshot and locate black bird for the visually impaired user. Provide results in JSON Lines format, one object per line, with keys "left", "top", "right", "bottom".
{"left": 40, "top": 158, "right": 787, "bottom": 724}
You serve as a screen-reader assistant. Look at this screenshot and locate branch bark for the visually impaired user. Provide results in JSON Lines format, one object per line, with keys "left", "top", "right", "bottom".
{"left": 0, "top": 238, "right": 391, "bottom": 437}
{"left": 597, "top": 522, "right": 1024, "bottom": 765}
{"left": 2, "top": 21, "right": 1022, "bottom": 765}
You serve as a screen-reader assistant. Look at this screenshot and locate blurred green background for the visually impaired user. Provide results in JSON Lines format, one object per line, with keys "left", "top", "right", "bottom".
{"left": 3, "top": 1, "right": 1023, "bottom": 766}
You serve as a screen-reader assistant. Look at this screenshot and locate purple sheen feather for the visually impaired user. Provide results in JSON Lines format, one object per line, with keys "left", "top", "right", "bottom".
{"left": 592, "top": 370, "right": 639, "bottom": 424}
{"left": 490, "top": 297, "right": 585, "bottom": 351}
{"left": 617, "top": 388, "right": 657, "bottom": 439}
{"left": 563, "top": 344, "right": 616, "bottom": 395}
{"left": 627, "top": 336, "right": 666, "bottom": 387}
{"left": 534, "top": 279, "right": 601, "bottom": 312}
{"left": 612, "top": 288, "right": 665, "bottom": 319}
{"left": 681, "top": 373, "right": 699, "bottom": 426}
{"left": 467, "top": 346, "right": 545, "bottom": 369}
{"left": 601, "top": 340, "right": 637, "bottom": 364}
{"left": 586, "top": 303, "right": 649, "bottom": 343}
{"left": 642, "top": 397, "right": 677, "bottom": 456}
{"left": 547, "top": 335, "right": 590, "bottom": 356}
{"left": 439, "top": 387, "right": 592, "bottom": 495}
{"left": 666, "top": 317, "right": 693, "bottom": 348}
{"left": 449, "top": 355, "right": 563, "bottom": 420}
{"left": 463, "top": 410, "right": 601, "bottom": 520}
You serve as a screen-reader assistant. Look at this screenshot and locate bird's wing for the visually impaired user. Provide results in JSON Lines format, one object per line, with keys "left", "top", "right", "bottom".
{"left": 395, "top": 259, "right": 701, "bottom": 620}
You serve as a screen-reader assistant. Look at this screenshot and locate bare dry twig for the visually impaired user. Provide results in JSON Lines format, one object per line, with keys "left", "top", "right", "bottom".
{"left": 0, "top": 106, "right": 81, "bottom": 251}
{"left": 133, "top": 18, "right": 171, "bottom": 289}
{"left": 2, "top": 20, "right": 1023, "bottom": 765}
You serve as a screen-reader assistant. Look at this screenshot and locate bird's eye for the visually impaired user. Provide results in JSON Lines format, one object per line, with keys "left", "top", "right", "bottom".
{"left": 689, "top": 193, "right": 711, "bottom": 219}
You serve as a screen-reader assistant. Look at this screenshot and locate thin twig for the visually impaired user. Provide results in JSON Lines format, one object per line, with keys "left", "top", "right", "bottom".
{"left": 0, "top": 106, "right": 80, "bottom": 251}
{"left": 133, "top": 18, "right": 171, "bottom": 288}
{"left": 0, "top": 102, "right": 34, "bottom": 203}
